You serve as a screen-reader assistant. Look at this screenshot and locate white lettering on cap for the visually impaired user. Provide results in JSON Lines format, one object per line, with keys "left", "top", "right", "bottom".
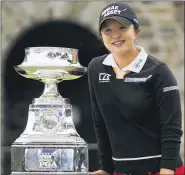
{"left": 101, "top": 6, "right": 119, "bottom": 16}
{"left": 103, "top": 9, "right": 121, "bottom": 17}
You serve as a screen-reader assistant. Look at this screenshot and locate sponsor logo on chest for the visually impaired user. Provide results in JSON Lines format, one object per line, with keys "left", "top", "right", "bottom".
{"left": 124, "top": 75, "right": 152, "bottom": 82}
{"left": 99, "top": 73, "right": 112, "bottom": 83}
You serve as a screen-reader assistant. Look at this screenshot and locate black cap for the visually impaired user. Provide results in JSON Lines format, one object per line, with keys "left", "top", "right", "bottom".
{"left": 99, "top": 2, "right": 139, "bottom": 32}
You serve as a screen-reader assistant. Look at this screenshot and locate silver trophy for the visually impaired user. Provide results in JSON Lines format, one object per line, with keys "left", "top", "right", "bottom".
{"left": 11, "top": 47, "right": 89, "bottom": 175}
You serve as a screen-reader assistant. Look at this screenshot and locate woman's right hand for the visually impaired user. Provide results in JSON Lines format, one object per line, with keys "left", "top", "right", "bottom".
{"left": 90, "top": 170, "right": 110, "bottom": 175}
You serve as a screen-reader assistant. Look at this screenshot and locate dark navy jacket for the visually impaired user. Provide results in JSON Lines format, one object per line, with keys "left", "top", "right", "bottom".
{"left": 88, "top": 54, "right": 183, "bottom": 174}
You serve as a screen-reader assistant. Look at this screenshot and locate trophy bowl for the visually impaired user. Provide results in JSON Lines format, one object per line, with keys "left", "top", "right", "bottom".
{"left": 14, "top": 47, "right": 87, "bottom": 82}
{"left": 11, "top": 47, "right": 89, "bottom": 175}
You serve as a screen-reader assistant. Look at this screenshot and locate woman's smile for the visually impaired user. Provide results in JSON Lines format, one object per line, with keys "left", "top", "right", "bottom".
{"left": 111, "top": 40, "right": 126, "bottom": 47}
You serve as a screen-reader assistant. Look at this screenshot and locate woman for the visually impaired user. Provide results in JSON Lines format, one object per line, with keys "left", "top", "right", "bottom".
{"left": 87, "top": 2, "right": 184, "bottom": 175}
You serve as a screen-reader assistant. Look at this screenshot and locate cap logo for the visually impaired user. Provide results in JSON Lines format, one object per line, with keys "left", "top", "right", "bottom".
{"left": 133, "top": 18, "right": 138, "bottom": 24}
{"left": 101, "top": 5, "right": 121, "bottom": 18}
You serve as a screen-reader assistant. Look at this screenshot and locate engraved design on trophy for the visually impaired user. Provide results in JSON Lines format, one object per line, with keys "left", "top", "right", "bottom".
{"left": 11, "top": 47, "right": 89, "bottom": 175}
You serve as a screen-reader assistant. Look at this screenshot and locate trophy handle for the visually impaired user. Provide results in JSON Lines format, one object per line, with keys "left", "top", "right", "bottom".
{"left": 14, "top": 66, "right": 28, "bottom": 76}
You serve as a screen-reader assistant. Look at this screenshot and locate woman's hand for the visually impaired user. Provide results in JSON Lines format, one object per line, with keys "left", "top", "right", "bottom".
{"left": 160, "top": 168, "right": 174, "bottom": 175}
{"left": 90, "top": 170, "right": 110, "bottom": 175}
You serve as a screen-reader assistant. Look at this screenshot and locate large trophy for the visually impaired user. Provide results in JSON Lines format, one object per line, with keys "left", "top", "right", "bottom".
{"left": 11, "top": 47, "right": 89, "bottom": 175}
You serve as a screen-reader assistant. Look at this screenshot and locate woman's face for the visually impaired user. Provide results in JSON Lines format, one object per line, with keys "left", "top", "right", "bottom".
{"left": 100, "top": 19, "right": 140, "bottom": 55}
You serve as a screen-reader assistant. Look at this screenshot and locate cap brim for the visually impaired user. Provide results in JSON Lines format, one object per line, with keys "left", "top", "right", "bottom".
{"left": 99, "top": 16, "right": 133, "bottom": 31}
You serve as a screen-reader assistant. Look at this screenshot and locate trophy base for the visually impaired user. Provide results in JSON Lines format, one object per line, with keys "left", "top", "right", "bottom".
{"left": 11, "top": 143, "right": 89, "bottom": 175}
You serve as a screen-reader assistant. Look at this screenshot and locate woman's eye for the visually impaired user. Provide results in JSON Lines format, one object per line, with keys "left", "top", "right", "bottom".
{"left": 104, "top": 28, "right": 111, "bottom": 32}
{"left": 120, "top": 26, "right": 126, "bottom": 30}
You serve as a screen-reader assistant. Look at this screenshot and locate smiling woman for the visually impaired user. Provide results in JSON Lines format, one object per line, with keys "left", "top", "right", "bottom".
{"left": 100, "top": 19, "right": 140, "bottom": 70}
{"left": 88, "top": 2, "right": 184, "bottom": 175}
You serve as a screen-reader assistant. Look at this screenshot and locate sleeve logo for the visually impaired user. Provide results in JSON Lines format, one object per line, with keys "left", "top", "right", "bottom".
{"left": 163, "top": 86, "right": 179, "bottom": 92}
